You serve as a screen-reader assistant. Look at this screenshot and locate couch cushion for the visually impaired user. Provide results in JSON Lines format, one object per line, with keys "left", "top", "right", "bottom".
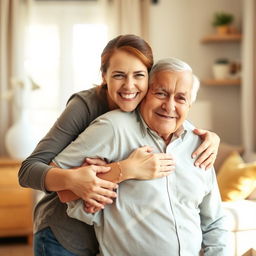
{"left": 223, "top": 200, "right": 256, "bottom": 232}
{"left": 217, "top": 151, "right": 256, "bottom": 201}
{"left": 215, "top": 143, "right": 244, "bottom": 173}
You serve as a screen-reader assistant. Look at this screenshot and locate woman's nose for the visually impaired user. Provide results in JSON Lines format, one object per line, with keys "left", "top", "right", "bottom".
{"left": 123, "top": 77, "right": 135, "bottom": 90}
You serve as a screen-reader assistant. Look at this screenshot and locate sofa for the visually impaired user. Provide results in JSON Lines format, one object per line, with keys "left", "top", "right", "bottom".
{"left": 214, "top": 143, "right": 256, "bottom": 256}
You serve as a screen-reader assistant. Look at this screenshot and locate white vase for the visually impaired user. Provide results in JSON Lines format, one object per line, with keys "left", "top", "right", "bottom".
{"left": 5, "top": 109, "right": 41, "bottom": 160}
{"left": 212, "top": 64, "right": 230, "bottom": 79}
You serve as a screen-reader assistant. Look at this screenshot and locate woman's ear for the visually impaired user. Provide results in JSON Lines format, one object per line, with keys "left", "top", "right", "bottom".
{"left": 102, "top": 73, "right": 106, "bottom": 84}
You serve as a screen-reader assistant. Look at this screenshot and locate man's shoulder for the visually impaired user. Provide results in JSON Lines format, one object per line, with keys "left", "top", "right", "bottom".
{"left": 97, "top": 109, "right": 137, "bottom": 122}
{"left": 183, "top": 120, "right": 196, "bottom": 131}
{"left": 183, "top": 120, "right": 201, "bottom": 143}
{"left": 89, "top": 110, "right": 138, "bottom": 132}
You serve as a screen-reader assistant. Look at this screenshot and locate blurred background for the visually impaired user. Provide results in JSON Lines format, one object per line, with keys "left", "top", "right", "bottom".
{"left": 0, "top": 1, "right": 256, "bottom": 255}
{"left": 1, "top": 0, "right": 255, "bottom": 159}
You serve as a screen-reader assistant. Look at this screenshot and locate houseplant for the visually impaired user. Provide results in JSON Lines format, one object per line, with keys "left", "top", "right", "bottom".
{"left": 212, "top": 12, "right": 234, "bottom": 35}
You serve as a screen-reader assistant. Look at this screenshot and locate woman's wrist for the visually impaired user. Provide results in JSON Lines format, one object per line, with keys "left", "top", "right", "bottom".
{"left": 118, "top": 159, "right": 136, "bottom": 181}
{"left": 45, "top": 167, "right": 73, "bottom": 191}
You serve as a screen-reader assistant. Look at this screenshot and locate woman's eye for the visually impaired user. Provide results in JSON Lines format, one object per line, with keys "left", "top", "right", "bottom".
{"left": 135, "top": 73, "right": 145, "bottom": 79}
{"left": 113, "top": 74, "right": 124, "bottom": 79}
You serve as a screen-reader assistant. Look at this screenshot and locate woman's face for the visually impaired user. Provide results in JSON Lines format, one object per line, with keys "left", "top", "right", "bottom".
{"left": 103, "top": 50, "right": 149, "bottom": 112}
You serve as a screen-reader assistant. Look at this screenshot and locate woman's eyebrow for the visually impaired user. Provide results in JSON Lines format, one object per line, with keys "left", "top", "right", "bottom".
{"left": 134, "top": 70, "right": 147, "bottom": 73}
{"left": 112, "top": 70, "right": 125, "bottom": 74}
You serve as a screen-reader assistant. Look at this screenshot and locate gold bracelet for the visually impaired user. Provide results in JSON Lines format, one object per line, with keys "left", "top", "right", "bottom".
{"left": 116, "top": 162, "right": 123, "bottom": 183}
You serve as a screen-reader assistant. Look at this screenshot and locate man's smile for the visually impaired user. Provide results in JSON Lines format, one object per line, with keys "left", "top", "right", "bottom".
{"left": 155, "top": 112, "right": 178, "bottom": 119}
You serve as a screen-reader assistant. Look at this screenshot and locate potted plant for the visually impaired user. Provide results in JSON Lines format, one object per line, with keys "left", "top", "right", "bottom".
{"left": 212, "top": 12, "right": 234, "bottom": 35}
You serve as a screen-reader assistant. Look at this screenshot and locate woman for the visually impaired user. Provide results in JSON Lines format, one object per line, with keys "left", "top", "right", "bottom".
{"left": 18, "top": 34, "right": 219, "bottom": 256}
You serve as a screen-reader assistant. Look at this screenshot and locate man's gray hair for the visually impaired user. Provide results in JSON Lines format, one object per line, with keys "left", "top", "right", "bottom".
{"left": 149, "top": 57, "right": 200, "bottom": 103}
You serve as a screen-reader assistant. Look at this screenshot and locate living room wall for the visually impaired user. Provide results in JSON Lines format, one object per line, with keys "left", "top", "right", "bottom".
{"left": 148, "top": 0, "right": 242, "bottom": 145}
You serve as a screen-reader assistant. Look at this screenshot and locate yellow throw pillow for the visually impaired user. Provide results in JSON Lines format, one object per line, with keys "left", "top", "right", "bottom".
{"left": 214, "top": 143, "right": 244, "bottom": 173}
{"left": 217, "top": 151, "right": 256, "bottom": 201}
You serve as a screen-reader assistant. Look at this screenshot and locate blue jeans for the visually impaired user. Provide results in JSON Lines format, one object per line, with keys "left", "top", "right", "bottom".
{"left": 34, "top": 227, "right": 78, "bottom": 256}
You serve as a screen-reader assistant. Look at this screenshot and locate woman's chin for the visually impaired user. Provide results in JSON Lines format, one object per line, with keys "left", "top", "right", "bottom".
{"left": 118, "top": 102, "right": 139, "bottom": 112}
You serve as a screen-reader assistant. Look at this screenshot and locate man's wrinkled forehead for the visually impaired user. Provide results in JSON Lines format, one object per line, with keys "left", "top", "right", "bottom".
{"left": 149, "top": 70, "right": 193, "bottom": 90}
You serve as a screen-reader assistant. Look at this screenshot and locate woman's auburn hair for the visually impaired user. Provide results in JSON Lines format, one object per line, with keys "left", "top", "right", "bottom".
{"left": 100, "top": 34, "right": 154, "bottom": 74}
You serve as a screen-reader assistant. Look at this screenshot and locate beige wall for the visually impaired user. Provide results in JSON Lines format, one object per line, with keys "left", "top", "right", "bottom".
{"left": 148, "top": 0, "right": 242, "bottom": 145}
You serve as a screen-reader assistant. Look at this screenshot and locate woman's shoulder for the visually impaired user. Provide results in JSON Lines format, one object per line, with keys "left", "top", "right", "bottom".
{"left": 68, "top": 87, "right": 102, "bottom": 104}
{"left": 67, "top": 86, "right": 109, "bottom": 116}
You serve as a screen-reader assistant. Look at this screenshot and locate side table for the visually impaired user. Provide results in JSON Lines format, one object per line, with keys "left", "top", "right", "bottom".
{"left": 0, "top": 158, "right": 33, "bottom": 244}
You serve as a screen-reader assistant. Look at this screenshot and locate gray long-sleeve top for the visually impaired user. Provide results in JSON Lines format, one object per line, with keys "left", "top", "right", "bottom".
{"left": 18, "top": 86, "right": 109, "bottom": 256}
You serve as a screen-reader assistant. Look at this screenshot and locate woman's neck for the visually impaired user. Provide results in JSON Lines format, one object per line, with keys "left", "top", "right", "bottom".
{"left": 107, "top": 93, "right": 118, "bottom": 110}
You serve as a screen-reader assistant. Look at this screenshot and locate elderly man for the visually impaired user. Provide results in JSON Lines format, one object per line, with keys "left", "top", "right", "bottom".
{"left": 54, "top": 57, "right": 229, "bottom": 256}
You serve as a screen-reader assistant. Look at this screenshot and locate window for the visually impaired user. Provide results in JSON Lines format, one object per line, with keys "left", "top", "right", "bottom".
{"left": 25, "top": 0, "right": 108, "bottom": 130}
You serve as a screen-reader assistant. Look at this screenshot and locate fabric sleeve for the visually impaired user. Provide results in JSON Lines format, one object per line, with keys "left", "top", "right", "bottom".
{"left": 18, "top": 95, "right": 91, "bottom": 192}
{"left": 66, "top": 200, "right": 102, "bottom": 227}
{"left": 53, "top": 117, "right": 116, "bottom": 169}
{"left": 200, "top": 169, "right": 231, "bottom": 255}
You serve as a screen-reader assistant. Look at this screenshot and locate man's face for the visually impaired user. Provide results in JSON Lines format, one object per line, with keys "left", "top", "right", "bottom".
{"left": 140, "top": 70, "right": 193, "bottom": 142}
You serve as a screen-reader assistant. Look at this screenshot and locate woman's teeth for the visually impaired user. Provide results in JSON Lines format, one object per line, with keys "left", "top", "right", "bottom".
{"left": 120, "top": 93, "right": 137, "bottom": 99}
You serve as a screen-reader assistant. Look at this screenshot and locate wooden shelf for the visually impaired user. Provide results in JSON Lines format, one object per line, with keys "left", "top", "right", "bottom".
{"left": 201, "top": 79, "right": 241, "bottom": 86}
{"left": 201, "top": 33, "right": 242, "bottom": 43}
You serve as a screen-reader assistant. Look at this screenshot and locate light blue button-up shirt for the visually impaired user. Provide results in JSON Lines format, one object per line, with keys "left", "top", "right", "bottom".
{"left": 54, "top": 109, "right": 229, "bottom": 256}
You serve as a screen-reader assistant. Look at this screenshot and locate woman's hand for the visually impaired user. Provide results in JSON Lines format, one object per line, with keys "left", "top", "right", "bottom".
{"left": 84, "top": 202, "right": 104, "bottom": 214}
{"left": 192, "top": 128, "right": 220, "bottom": 170}
{"left": 83, "top": 157, "right": 107, "bottom": 166}
{"left": 55, "top": 162, "right": 118, "bottom": 208}
{"left": 83, "top": 148, "right": 175, "bottom": 213}
{"left": 119, "top": 146, "right": 175, "bottom": 181}
{"left": 67, "top": 164, "right": 118, "bottom": 208}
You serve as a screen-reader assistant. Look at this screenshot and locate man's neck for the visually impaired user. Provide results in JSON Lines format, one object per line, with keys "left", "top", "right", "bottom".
{"left": 162, "top": 134, "right": 173, "bottom": 145}
{"left": 162, "top": 125, "right": 185, "bottom": 145}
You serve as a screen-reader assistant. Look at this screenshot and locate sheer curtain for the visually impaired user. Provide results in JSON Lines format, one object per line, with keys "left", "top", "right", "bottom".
{"left": 25, "top": 0, "right": 108, "bottom": 110}
{"left": 242, "top": 0, "right": 256, "bottom": 160}
{"left": 0, "top": 0, "right": 28, "bottom": 156}
{"left": 107, "top": 0, "right": 150, "bottom": 41}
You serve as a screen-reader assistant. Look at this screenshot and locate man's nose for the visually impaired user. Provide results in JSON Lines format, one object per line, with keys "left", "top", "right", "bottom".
{"left": 163, "top": 98, "right": 175, "bottom": 112}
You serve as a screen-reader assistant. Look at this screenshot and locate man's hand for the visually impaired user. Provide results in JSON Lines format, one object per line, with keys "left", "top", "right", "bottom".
{"left": 192, "top": 129, "right": 220, "bottom": 170}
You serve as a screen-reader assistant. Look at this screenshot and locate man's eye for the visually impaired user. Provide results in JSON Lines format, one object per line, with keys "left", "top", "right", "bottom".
{"left": 155, "top": 92, "right": 167, "bottom": 98}
{"left": 177, "top": 96, "right": 186, "bottom": 102}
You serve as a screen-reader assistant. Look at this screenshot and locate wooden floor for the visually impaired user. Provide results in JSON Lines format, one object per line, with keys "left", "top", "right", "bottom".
{"left": 0, "top": 237, "right": 33, "bottom": 256}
